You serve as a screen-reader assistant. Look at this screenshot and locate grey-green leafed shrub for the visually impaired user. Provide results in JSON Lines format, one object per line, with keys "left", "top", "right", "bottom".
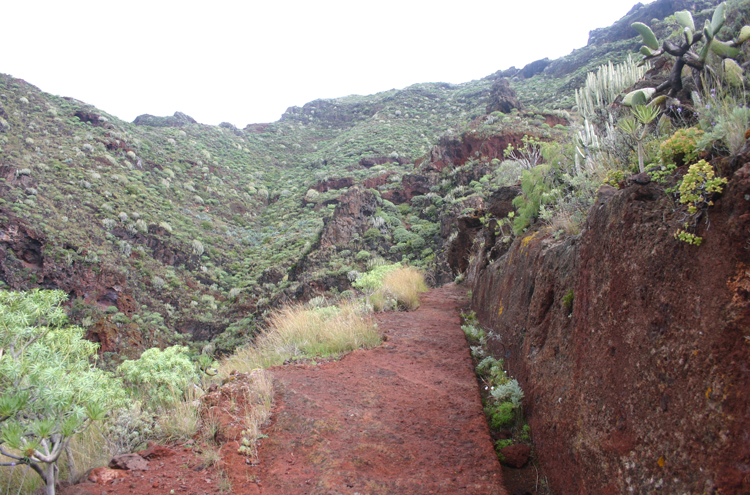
{"left": 491, "top": 379, "right": 525, "bottom": 408}
{"left": 476, "top": 356, "right": 502, "bottom": 376}
{"left": 461, "top": 323, "right": 486, "bottom": 343}
{"left": 105, "top": 403, "right": 161, "bottom": 455}
{"left": 0, "top": 290, "right": 126, "bottom": 495}
{"left": 192, "top": 239, "right": 204, "bottom": 255}
{"left": 355, "top": 250, "right": 371, "bottom": 261}
{"left": 117, "top": 346, "right": 198, "bottom": 405}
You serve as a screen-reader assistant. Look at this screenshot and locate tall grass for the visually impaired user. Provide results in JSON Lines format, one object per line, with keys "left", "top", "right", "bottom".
{"left": 157, "top": 390, "right": 200, "bottom": 442}
{"left": 0, "top": 455, "right": 44, "bottom": 494}
{"left": 218, "top": 304, "right": 380, "bottom": 376}
{"left": 372, "top": 266, "right": 429, "bottom": 311}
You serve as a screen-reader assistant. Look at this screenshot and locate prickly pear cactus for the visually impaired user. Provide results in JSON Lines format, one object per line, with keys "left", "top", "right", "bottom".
{"left": 632, "top": 2, "right": 749, "bottom": 97}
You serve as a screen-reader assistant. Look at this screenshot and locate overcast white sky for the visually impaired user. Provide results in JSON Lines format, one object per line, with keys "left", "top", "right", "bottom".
{"left": 4, "top": 0, "right": 653, "bottom": 127}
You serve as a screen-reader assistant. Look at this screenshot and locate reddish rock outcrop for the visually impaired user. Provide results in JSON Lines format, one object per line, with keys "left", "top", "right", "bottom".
{"left": 319, "top": 187, "right": 378, "bottom": 248}
{"left": 381, "top": 174, "right": 433, "bottom": 204}
{"left": 73, "top": 111, "right": 114, "bottom": 129}
{"left": 313, "top": 177, "right": 354, "bottom": 192}
{"left": 416, "top": 131, "right": 527, "bottom": 172}
{"left": 362, "top": 172, "right": 395, "bottom": 189}
{"left": 0, "top": 211, "right": 136, "bottom": 311}
{"left": 468, "top": 161, "right": 750, "bottom": 494}
{"left": 88, "top": 467, "right": 129, "bottom": 484}
{"left": 445, "top": 210, "right": 484, "bottom": 275}
{"left": 499, "top": 444, "right": 531, "bottom": 468}
{"left": 358, "top": 155, "right": 409, "bottom": 168}
{"left": 138, "top": 442, "right": 176, "bottom": 460}
{"left": 85, "top": 320, "right": 143, "bottom": 358}
{"left": 109, "top": 453, "right": 149, "bottom": 471}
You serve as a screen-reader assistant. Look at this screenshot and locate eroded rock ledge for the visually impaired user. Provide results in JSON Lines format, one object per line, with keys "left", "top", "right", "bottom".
{"left": 467, "top": 160, "right": 750, "bottom": 494}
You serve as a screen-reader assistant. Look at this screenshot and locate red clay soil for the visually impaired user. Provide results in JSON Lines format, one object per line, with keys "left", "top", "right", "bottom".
{"left": 69, "top": 285, "right": 507, "bottom": 495}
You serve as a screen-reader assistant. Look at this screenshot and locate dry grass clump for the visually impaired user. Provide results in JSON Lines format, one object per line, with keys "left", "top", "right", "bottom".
{"left": 372, "top": 266, "right": 429, "bottom": 311}
{"left": 157, "top": 389, "right": 201, "bottom": 441}
{"left": 0, "top": 455, "right": 44, "bottom": 493}
{"left": 218, "top": 304, "right": 380, "bottom": 376}
{"left": 548, "top": 209, "right": 585, "bottom": 237}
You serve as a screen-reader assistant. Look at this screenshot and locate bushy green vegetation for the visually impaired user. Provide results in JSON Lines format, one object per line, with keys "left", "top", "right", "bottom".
{"left": 117, "top": 346, "right": 198, "bottom": 405}
{"left": 0, "top": 290, "right": 125, "bottom": 494}
{"left": 461, "top": 314, "right": 528, "bottom": 461}
{"left": 2, "top": 0, "right": 732, "bottom": 362}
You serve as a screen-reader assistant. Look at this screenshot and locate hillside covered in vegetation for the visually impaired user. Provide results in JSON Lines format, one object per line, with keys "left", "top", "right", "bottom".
{"left": 2, "top": 0, "right": 750, "bottom": 492}
{"left": 0, "top": 0, "right": 732, "bottom": 360}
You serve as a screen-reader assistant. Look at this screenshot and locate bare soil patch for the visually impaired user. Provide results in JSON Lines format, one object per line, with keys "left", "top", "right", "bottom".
{"left": 71, "top": 285, "right": 507, "bottom": 495}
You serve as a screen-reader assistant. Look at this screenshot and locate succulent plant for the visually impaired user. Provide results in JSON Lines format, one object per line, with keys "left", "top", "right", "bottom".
{"left": 633, "top": 2, "right": 750, "bottom": 97}
{"left": 575, "top": 55, "right": 648, "bottom": 118}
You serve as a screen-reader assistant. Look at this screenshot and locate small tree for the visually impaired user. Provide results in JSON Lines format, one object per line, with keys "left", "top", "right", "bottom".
{"left": 0, "top": 290, "right": 125, "bottom": 495}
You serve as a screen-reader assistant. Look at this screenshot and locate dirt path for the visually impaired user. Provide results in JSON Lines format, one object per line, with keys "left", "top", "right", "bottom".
{"left": 75, "top": 285, "right": 507, "bottom": 495}
{"left": 248, "top": 285, "right": 506, "bottom": 494}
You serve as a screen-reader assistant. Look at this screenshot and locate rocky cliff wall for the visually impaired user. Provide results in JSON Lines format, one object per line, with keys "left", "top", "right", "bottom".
{"left": 468, "top": 163, "right": 750, "bottom": 494}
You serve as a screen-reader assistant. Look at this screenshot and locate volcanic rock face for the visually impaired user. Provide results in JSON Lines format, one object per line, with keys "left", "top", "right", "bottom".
{"left": 381, "top": 174, "right": 432, "bottom": 204}
{"left": 416, "top": 131, "right": 527, "bottom": 172}
{"left": 467, "top": 160, "right": 750, "bottom": 494}
{"left": 486, "top": 78, "right": 524, "bottom": 114}
{"left": 587, "top": 0, "right": 721, "bottom": 46}
{"left": 133, "top": 111, "right": 197, "bottom": 127}
{"left": 519, "top": 58, "right": 551, "bottom": 79}
{"left": 319, "top": 187, "right": 378, "bottom": 248}
{"left": 313, "top": 177, "right": 354, "bottom": 192}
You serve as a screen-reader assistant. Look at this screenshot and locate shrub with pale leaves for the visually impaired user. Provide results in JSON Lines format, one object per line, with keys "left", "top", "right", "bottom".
{"left": 117, "top": 346, "right": 198, "bottom": 405}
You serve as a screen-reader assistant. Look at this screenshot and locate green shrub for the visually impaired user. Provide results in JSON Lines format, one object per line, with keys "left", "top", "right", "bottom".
{"left": 363, "top": 227, "right": 380, "bottom": 241}
{"left": 677, "top": 160, "right": 727, "bottom": 214}
{"left": 490, "top": 379, "right": 524, "bottom": 408}
{"left": 117, "top": 346, "right": 198, "bottom": 405}
{"left": 352, "top": 263, "right": 401, "bottom": 293}
{"left": 392, "top": 227, "right": 411, "bottom": 244}
{"left": 408, "top": 235, "right": 425, "bottom": 250}
{"left": 485, "top": 401, "right": 515, "bottom": 429}
{"left": 659, "top": 127, "right": 704, "bottom": 166}
{"left": 0, "top": 290, "right": 126, "bottom": 494}
{"left": 476, "top": 356, "right": 501, "bottom": 376}
{"left": 355, "top": 250, "right": 371, "bottom": 261}
{"left": 495, "top": 438, "right": 514, "bottom": 451}
{"left": 562, "top": 289, "right": 574, "bottom": 313}
{"left": 461, "top": 323, "right": 485, "bottom": 343}
{"left": 512, "top": 165, "right": 553, "bottom": 234}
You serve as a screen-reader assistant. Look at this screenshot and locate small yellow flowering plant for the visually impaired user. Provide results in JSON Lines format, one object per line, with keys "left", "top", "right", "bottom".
{"left": 678, "top": 160, "right": 728, "bottom": 214}
{"left": 672, "top": 160, "right": 728, "bottom": 245}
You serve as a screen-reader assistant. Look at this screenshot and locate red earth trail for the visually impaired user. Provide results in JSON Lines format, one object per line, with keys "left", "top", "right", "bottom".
{"left": 69, "top": 285, "right": 508, "bottom": 495}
